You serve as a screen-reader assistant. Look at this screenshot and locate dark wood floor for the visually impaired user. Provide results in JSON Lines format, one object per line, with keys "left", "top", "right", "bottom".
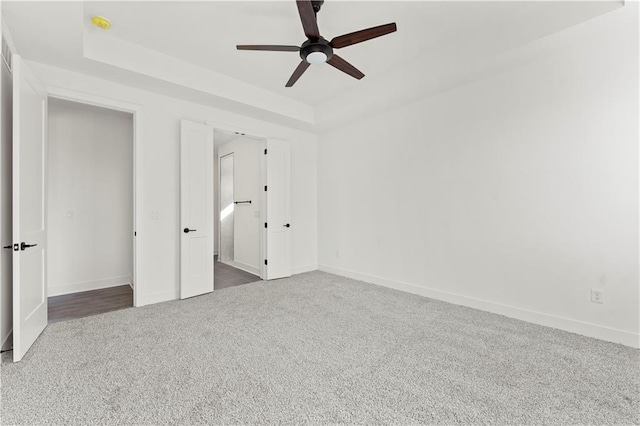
{"left": 48, "top": 285, "right": 133, "bottom": 324}
{"left": 214, "top": 256, "right": 261, "bottom": 290}
{"left": 47, "top": 260, "right": 259, "bottom": 323}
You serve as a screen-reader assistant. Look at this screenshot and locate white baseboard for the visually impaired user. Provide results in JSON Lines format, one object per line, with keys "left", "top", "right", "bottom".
{"left": 48, "top": 276, "right": 133, "bottom": 297}
{"left": 318, "top": 264, "right": 640, "bottom": 349}
{"left": 1, "top": 329, "right": 12, "bottom": 351}
{"left": 293, "top": 264, "right": 318, "bottom": 275}
{"left": 221, "top": 260, "right": 260, "bottom": 276}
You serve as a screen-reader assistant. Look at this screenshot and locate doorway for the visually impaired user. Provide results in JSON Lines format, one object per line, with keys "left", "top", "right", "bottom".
{"left": 179, "top": 120, "right": 292, "bottom": 300}
{"left": 214, "top": 130, "right": 263, "bottom": 290}
{"left": 219, "top": 153, "right": 234, "bottom": 263}
{"left": 6, "top": 56, "right": 142, "bottom": 361}
{"left": 46, "top": 98, "right": 134, "bottom": 322}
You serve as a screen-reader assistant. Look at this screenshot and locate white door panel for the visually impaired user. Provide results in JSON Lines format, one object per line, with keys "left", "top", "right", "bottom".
{"left": 12, "top": 55, "right": 48, "bottom": 362}
{"left": 180, "top": 120, "right": 214, "bottom": 299}
{"left": 265, "top": 140, "right": 291, "bottom": 280}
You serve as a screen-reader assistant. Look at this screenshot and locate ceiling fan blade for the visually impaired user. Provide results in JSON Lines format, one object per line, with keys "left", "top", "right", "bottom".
{"left": 286, "top": 61, "right": 311, "bottom": 87}
{"left": 330, "top": 23, "right": 397, "bottom": 49}
{"left": 236, "top": 45, "right": 300, "bottom": 52}
{"left": 327, "top": 54, "right": 364, "bottom": 80}
{"left": 296, "top": 0, "right": 320, "bottom": 40}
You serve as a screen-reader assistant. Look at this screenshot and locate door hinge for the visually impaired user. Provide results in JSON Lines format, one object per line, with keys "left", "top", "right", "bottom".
{"left": 264, "top": 259, "right": 268, "bottom": 265}
{"left": 264, "top": 222, "right": 267, "bottom": 228}
{"left": 264, "top": 185, "right": 267, "bottom": 191}
{"left": 134, "top": 231, "right": 137, "bottom": 236}
{"left": 264, "top": 148, "right": 267, "bottom": 155}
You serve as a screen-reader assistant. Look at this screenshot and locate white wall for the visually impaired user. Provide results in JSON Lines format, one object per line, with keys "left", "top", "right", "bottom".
{"left": 1, "top": 52, "right": 13, "bottom": 350}
{"left": 318, "top": 5, "right": 639, "bottom": 347}
{"left": 47, "top": 99, "right": 133, "bottom": 296}
{"left": 29, "top": 61, "right": 318, "bottom": 306}
{"left": 217, "top": 136, "right": 262, "bottom": 274}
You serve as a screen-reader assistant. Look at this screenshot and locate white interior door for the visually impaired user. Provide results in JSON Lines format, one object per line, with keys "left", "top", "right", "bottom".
{"left": 12, "top": 55, "right": 47, "bottom": 362}
{"left": 180, "top": 120, "right": 214, "bottom": 299}
{"left": 265, "top": 139, "right": 291, "bottom": 280}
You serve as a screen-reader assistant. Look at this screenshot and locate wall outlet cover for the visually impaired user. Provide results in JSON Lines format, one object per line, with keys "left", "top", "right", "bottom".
{"left": 591, "top": 289, "right": 604, "bottom": 304}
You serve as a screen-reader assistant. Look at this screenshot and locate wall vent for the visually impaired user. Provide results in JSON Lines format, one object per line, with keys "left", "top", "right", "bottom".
{"left": 2, "top": 36, "right": 13, "bottom": 73}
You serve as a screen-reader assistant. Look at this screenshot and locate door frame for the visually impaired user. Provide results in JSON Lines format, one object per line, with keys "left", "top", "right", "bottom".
{"left": 213, "top": 126, "right": 267, "bottom": 280}
{"left": 46, "top": 87, "right": 143, "bottom": 307}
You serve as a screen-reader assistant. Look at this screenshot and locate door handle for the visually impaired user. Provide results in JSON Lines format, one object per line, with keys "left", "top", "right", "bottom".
{"left": 183, "top": 228, "right": 197, "bottom": 233}
{"left": 283, "top": 223, "right": 291, "bottom": 228}
{"left": 20, "top": 242, "right": 38, "bottom": 251}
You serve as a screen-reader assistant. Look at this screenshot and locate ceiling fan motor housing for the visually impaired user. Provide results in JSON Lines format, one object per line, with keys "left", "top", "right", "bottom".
{"left": 300, "top": 38, "right": 333, "bottom": 63}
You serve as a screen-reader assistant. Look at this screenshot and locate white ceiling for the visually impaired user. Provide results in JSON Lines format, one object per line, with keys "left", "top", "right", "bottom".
{"left": 213, "top": 129, "right": 240, "bottom": 147}
{"left": 2, "top": 1, "right": 622, "bottom": 124}
{"left": 83, "top": 0, "right": 484, "bottom": 106}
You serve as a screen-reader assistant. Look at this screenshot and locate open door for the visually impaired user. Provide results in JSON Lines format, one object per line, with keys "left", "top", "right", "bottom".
{"left": 265, "top": 139, "right": 291, "bottom": 280}
{"left": 180, "top": 120, "right": 214, "bottom": 299}
{"left": 12, "top": 55, "right": 47, "bottom": 362}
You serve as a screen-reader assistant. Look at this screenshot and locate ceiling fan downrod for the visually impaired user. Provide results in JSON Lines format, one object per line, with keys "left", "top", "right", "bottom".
{"left": 311, "top": 0, "right": 324, "bottom": 14}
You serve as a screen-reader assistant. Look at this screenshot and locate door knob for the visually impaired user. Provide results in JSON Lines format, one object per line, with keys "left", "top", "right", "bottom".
{"left": 20, "top": 242, "right": 38, "bottom": 251}
{"left": 184, "top": 228, "right": 197, "bottom": 233}
{"left": 284, "top": 223, "right": 291, "bottom": 228}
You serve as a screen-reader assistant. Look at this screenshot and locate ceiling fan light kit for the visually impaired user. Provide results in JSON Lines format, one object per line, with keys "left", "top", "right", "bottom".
{"left": 236, "top": 0, "right": 397, "bottom": 87}
{"left": 300, "top": 38, "right": 333, "bottom": 64}
{"left": 306, "top": 51, "right": 328, "bottom": 64}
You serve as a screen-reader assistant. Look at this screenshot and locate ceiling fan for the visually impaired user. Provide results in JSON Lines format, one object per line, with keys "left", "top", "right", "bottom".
{"left": 236, "top": 0, "right": 397, "bottom": 87}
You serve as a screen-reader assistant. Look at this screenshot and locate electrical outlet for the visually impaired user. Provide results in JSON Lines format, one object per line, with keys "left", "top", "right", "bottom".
{"left": 591, "top": 289, "right": 604, "bottom": 304}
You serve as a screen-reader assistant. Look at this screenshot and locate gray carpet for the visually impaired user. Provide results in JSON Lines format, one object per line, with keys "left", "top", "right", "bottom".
{"left": 1, "top": 271, "right": 638, "bottom": 425}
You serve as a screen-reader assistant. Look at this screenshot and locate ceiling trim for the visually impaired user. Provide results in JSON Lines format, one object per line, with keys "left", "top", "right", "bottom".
{"left": 82, "top": 28, "right": 315, "bottom": 126}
